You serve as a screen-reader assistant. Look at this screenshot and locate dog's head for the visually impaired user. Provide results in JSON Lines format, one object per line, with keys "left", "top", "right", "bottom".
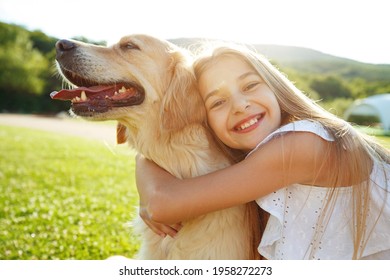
{"left": 51, "top": 34, "right": 205, "bottom": 140}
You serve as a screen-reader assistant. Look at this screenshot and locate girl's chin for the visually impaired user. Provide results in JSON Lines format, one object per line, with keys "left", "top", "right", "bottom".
{"left": 233, "top": 142, "right": 259, "bottom": 152}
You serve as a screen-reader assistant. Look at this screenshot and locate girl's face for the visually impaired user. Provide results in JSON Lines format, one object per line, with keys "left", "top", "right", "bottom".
{"left": 199, "top": 56, "right": 282, "bottom": 151}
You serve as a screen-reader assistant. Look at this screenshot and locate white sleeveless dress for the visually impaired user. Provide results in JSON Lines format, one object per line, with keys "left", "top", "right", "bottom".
{"left": 247, "top": 120, "right": 390, "bottom": 259}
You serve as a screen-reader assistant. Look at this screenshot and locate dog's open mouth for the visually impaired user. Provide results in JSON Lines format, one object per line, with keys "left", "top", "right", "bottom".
{"left": 50, "top": 68, "right": 145, "bottom": 116}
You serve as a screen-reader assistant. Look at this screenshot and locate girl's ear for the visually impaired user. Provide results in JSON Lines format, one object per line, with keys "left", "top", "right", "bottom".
{"left": 160, "top": 54, "right": 206, "bottom": 131}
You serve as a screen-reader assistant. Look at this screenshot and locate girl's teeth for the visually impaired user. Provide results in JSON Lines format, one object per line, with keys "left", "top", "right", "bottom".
{"left": 239, "top": 118, "right": 258, "bottom": 130}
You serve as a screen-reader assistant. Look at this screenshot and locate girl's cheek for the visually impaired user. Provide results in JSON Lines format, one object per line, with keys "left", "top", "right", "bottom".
{"left": 207, "top": 115, "right": 221, "bottom": 134}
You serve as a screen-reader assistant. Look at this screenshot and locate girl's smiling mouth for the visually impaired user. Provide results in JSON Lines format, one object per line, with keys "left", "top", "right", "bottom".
{"left": 232, "top": 113, "right": 265, "bottom": 132}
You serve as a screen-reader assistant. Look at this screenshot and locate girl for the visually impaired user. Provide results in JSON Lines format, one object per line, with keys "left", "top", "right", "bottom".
{"left": 136, "top": 43, "right": 390, "bottom": 259}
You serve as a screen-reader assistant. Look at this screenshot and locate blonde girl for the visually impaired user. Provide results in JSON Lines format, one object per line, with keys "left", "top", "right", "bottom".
{"left": 136, "top": 43, "right": 390, "bottom": 259}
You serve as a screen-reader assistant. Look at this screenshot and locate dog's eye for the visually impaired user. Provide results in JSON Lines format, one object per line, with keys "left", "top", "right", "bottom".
{"left": 122, "top": 42, "right": 140, "bottom": 50}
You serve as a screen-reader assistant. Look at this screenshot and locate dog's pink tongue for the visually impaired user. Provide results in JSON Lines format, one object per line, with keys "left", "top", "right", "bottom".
{"left": 50, "top": 85, "right": 114, "bottom": 100}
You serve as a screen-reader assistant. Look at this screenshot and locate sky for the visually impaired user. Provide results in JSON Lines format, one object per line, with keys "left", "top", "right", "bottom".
{"left": 1, "top": 0, "right": 389, "bottom": 64}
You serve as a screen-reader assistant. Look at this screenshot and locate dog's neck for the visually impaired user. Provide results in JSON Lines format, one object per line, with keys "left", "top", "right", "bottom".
{"left": 121, "top": 120, "right": 230, "bottom": 179}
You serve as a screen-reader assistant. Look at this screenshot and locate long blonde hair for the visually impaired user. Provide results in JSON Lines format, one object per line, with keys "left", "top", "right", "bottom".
{"left": 193, "top": 42, "right": 390, "bottom": 259}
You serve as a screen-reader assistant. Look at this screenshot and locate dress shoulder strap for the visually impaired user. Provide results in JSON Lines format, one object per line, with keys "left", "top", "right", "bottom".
{"left": 247, "top": 120, "right": 334, "bottom": 158}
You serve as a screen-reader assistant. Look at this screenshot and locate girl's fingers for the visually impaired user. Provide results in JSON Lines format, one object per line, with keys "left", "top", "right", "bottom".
{"left": 170, "top": 223, "right": 183, "bottom": 232}
{"left": 143, "top": 219, "right": 181, "bottom": 238}
{"left": 139, "top": 205, "right": 182, "bottom": 238}
{"left": 143, "top": 220, "right": 167, "bottom": 237}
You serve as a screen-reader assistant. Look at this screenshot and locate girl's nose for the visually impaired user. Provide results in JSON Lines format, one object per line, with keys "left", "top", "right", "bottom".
{"left": 232, "top": 94, "right": 250, "bottom": 114}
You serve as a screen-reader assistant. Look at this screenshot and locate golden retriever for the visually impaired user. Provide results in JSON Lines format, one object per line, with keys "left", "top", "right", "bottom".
{"left": 51, "top": 34, "right": 260, "bottom": 259}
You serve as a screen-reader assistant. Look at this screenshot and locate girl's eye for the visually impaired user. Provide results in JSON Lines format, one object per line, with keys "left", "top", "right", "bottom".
{"left": 210, "top": 99, "right": 225, "bottom": 109}
{"left": 243, "top": 82, "right": 260, "bottom": 92}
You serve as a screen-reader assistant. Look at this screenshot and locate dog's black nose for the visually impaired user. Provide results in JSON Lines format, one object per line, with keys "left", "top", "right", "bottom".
{"left": 56, "top": 39, "right": 77, "bottom": 52}
{"left": 55, "top": 39, "right": 77, "bottom": 60}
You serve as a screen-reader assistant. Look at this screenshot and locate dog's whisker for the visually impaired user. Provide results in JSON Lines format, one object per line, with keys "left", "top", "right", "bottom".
{"left": 103, "top": 141, "right": 118, "bottom": 155}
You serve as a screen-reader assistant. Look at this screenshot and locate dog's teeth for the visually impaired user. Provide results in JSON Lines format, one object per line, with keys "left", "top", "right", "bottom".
{"left": 71, "top": 96, "right": 80, "bottom": 102}
{"left": 80, "top": 91, "right": 87, "bottom": 101}
{"left": 105, "top": 95, "right": 110, "bottom": 99}
{"left": 114, "top": 91, "right": 119, "bottom": 96}
{"left": 119, "top": 86, "right": 126, "bottom": 93}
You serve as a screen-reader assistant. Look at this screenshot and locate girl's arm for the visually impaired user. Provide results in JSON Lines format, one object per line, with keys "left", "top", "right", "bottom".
{"left": 136, "top": 132, "right": 333, "bottom": 225}
{"left": 136, "top": 154, "right": 183, "bottom": 237}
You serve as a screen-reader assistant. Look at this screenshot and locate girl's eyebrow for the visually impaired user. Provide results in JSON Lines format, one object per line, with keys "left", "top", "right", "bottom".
{"left": 203, "top": 71, "right": 258, "bottom": 103}
{"left": 239, "top": 71, "right": 258, "bottom": 80}
{"left": 204, "top": 89, "right": 219, "bottom": 104}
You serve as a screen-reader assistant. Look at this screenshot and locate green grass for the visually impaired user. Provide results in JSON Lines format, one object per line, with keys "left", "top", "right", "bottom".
{"left": 375, "top": 135, "right": 390, "bottom": 150}
{"left": 354, "top": 126, "right": 390, "bottom": 149}
{"left": 0, "top": 125, "right": 140, "bottom": 260}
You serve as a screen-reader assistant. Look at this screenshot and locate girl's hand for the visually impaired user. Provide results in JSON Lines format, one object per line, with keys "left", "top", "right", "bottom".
{"left": 135, "top": 154, "right": 182, "bottom": 237}
{"left": 139, "top": 206, "right": 182, "bottom": 238}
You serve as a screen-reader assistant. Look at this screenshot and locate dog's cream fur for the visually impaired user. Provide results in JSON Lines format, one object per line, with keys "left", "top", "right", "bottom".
{"left": 55, "top": 34, "right": 257, "bottom": 259}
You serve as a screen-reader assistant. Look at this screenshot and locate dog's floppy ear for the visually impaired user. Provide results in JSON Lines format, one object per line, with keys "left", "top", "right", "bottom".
{"left": 116, "top": 122, "right": 128, "bottom": 144}
{"left": 160, "top": 53, "right": 206, "bottom": 131}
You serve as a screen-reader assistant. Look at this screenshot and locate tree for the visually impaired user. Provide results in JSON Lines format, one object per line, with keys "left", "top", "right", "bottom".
{"left": 309, "top": 76, "right": 352, "bottom": 101}
{"left": 0, "top": 23, "right": 48, "bottom": 95}
{"left": 0, "top": 22, "right": 68, "bottom": 113}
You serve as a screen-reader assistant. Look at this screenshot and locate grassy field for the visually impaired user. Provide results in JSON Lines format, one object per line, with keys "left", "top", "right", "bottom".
{"left": 356, "top": 127, "right": 390, "bottom": 149}
{"left": 376, "top": 136, "right": 390, "bottom": 150}
{"left": 0, "top": 125, "right": 140, "bottom": 259}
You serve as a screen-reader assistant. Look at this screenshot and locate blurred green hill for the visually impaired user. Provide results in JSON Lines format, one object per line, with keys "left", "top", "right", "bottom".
{"left": 1, "top": 22, "right": 389, "bottom": 115}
